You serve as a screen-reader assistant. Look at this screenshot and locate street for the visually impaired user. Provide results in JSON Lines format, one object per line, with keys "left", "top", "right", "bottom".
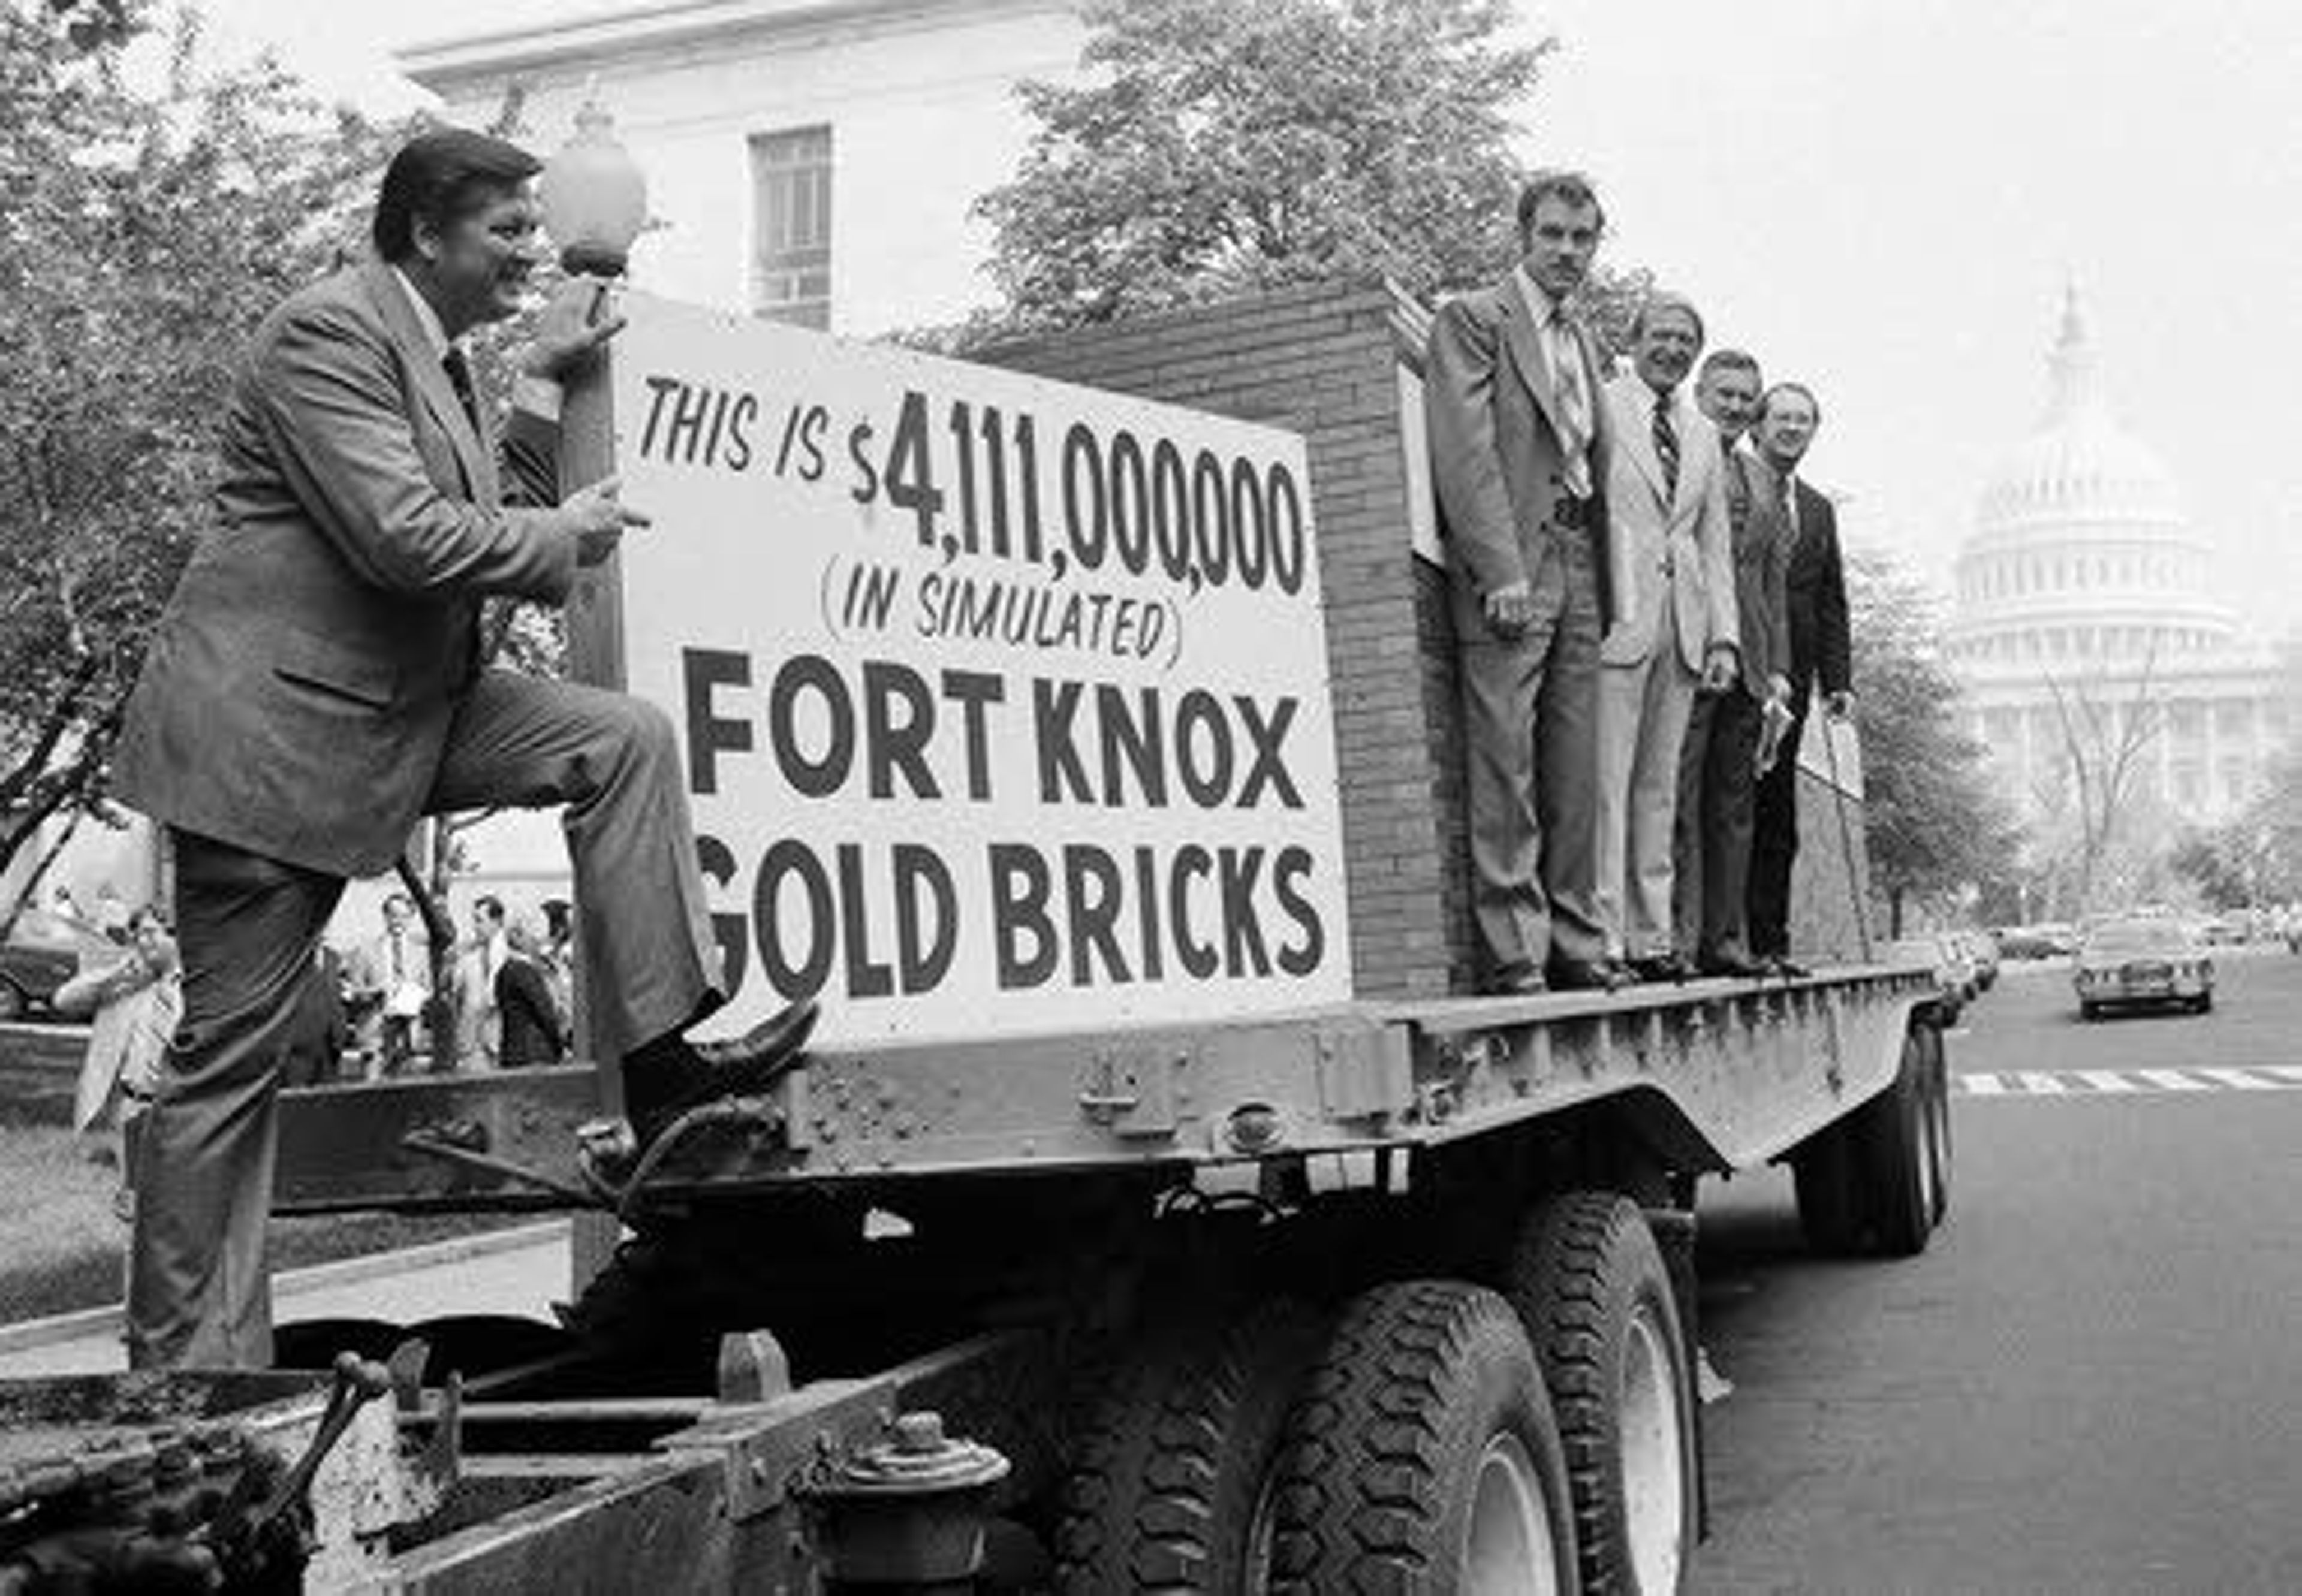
{"left": 1691, "top": 950, "right": 2302, "bottom": 1593}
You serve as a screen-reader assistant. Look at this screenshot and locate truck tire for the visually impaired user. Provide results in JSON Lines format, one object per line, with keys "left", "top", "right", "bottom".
{"left": 1791, "top": 1118, "right": 1866, "bottom": 1257}
{"left": 1918, "top": 1025, "right": 1953, "bottom": 1230}
{"left": 1505, "top": 1194, "right": 1695, "bottom": 1595}
{"left": 1054, "top": 1297, "right": 1323, "bottom": 1592}
{"left": 1270, "top": 1280, "right": 1578, "bottom": 1593}
{"left": 1851, "top": 1027, "right": 1939, "bottom": 1258}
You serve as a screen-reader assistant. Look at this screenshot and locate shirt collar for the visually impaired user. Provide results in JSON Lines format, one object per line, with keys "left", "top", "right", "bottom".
{"left": 391, "top": 267, "right": 453, "bottom": 361}
{"left": 1514, "top": 264, "right": 1571, "bottom": 329}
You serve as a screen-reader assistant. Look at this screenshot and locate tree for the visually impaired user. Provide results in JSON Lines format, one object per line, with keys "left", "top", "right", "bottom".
{"left": 974, "top": 0, "right": 1586, "bottom": 332}
{"left": 1844, "top": 547, "right": 2020, "bottom": 936}
{"left": 0, "top": 0, "right": 409, "bottom": 896}
{"left": 2033, "top": 639, "right": 2165, "bottom": 913}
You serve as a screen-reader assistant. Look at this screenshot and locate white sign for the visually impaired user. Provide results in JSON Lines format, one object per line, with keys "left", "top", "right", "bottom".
{"left": 611, "top": 295, "right": 1352, "bottom": 1045}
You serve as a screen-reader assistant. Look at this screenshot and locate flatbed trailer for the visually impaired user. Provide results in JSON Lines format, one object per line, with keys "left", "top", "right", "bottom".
{"left": 2, "top": 281, "right": 1952, "bottom": 1592}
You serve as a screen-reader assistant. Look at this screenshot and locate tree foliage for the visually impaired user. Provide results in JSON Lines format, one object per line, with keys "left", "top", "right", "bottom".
{"left": 0, "top": 0, "right": 409, "bottom": 886}
{"left": 1845, "top": 546, "right": 2020, "bottom": 934}
{"left": 974, "top": 0, "right": 1559, "bottom": 331}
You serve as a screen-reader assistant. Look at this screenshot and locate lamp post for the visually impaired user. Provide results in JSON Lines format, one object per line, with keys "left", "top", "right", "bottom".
{"left": 540, "top": 88, "right": 649, "bottom": 277}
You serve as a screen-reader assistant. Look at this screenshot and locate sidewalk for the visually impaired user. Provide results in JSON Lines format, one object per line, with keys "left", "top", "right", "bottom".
{"left": 0, "top": 1218, "right": 573, "bottom": 1378}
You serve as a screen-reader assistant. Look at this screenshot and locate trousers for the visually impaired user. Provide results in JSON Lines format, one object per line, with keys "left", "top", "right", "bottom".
{"left": 1674, "top": 689, "right": 1763, "bottom": 963}
{"left": 128, "top": 671, "right": 722, "bottom": 1368}
{"left": 1595, "top": 597, "right": 1699, "bottom": 959}
{"left": 1748, "top": 693, "right": 1809, "bottom": 958}
{"left": 1457, "top": 536, "right": 1608, "bottom": 980}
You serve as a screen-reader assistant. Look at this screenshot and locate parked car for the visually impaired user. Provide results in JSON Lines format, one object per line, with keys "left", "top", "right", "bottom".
{"left": 1964, "top": 929, "right": 2001, "bottom": 990}
{"left": 0, "top": 911, "right": 83, "bottom": 1021}
{"left": 2073, "top": 918, "right": 2214, "bottom": 1019}
{"left": 1884, "top": 936, "right": 1967, "bottom": 1024}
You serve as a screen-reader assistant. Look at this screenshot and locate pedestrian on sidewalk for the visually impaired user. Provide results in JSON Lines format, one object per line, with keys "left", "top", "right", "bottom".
{"left": 54, "top": 906, "right": 182, "bottom": 1222}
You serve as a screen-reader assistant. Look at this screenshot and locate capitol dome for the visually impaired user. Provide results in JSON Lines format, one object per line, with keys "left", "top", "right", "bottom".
{"left": 1948, "top": 285, "right": 2234, "bottom": 671}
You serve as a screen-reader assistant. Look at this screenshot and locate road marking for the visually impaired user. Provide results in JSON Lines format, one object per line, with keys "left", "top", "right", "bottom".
{"left": 1955, "top": 1069, "right": 2301, "bottom": 1097}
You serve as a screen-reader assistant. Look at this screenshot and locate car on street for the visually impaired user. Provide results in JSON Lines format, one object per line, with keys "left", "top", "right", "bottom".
{"left": 2073, "top": 917, "right": 2214, "bottom": 1019}
{"left": 1884, "top": 936, "right": 1969, "bottom": 1024}
{"left": 0, "top": 911, "right": 83, "bottom": 1021}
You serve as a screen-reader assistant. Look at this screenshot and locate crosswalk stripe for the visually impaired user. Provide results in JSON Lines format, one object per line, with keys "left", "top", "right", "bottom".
{"left": 2135, "top": 1070, "right": 2210, "bottom": 1092}
{"left": 1953, "top": 1068, "right": 2301, "bottom": 1097}
{"left": 2191, "top": 1068, "right": 2279, "bottom": 1090}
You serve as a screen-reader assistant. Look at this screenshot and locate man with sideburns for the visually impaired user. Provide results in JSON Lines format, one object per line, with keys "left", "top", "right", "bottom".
{"left": 112, "top": 129, "right": 816, "bottom": 1369}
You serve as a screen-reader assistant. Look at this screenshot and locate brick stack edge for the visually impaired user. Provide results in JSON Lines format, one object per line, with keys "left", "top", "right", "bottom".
{"left": 977, "top": 276, "right": 1870, "bottom": 999}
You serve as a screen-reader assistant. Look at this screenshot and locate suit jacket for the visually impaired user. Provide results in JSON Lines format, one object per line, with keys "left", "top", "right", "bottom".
{"left": 1720, "top": 446, "right": 1791, "bottom": 696}
{"left": 1596, "top": 375, "right": 1737, "bottom": 672}
{"left": 113, "top": 261, "right": 577, "bottom": 877}
{"left": 1424, "top": 273, "right": 1618, "bottom": 642}
{"left": 495, "top": 954, "right": 567, "bottom": 1068}
{"left": 1781, "top": 476, "right": 1852, "bottom": 698}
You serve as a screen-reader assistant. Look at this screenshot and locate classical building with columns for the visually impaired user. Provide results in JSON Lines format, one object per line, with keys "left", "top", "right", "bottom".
{"left": 1946, "top": 290, "right": 2287, "bottom": 825}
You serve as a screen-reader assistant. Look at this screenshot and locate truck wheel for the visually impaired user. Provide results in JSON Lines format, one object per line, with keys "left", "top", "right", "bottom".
{"left": 2193, "top": 991, "right": 2214, "bottom": 1015}
{"left": 0, "top": 979, "right": 25, "bottom": 1022}
{"left": 1918, "top": 1025, "right": 1953, "bottom": 1230}
{"left": 1054, "top": 1298, "right": 1323, "bottom": 1592}
{"left": 1505, "top": 1193, "right": 1695, "bottom": 1595}
{"left": 1270, "top": 1280, "right": 1577, "bottom": 1593}
{"left": 1791, "top": 1118, "right": 1866, "bottom": 1257}
{"left": 1852, "top": 1027, "right": 1939, "bottom": 1258}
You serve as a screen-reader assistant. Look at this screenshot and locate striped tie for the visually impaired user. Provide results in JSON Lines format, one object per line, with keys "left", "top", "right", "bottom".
{"left": 1652, "top": 394, "right": 1679, "bottom": 500}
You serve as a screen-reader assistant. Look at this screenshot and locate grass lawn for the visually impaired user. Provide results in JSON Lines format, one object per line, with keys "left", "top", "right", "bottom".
{"left": 0, "top": 1100, "right": 524, "bottom": 1328}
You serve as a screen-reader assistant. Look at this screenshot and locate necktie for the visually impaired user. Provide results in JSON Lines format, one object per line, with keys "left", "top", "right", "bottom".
{"left": 1545, "top": 310, "right": 1593, "bottom": 496}
{"left": 1652, "top": 394, "right": 1679, "bottom": 501}
{"left": 1782, "top": 473, "right": 1803, "bottom": 552}
{"left": 390, "top": 933, "right": 405, "bottom": 982}
{"left": 442, "top": 346, "right": 481, "bottom": 435}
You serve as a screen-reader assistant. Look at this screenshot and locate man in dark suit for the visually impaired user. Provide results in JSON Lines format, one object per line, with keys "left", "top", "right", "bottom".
{"left": 1424, "top": 171, "right": 1624, "bottom": 994}
{"left": 1673, "top": 350, "right": 1791, "bottom": 976}
{"left": 1745, "top": 382, "right": 1853, "bottom": 968}
{"left": 110, "top": 130, "right": 815, "bottom": 1369}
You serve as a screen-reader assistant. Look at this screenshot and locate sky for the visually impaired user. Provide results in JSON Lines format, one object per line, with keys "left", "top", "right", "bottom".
{"left": 187, "top": 0, "right": 2302, "bottom": 632}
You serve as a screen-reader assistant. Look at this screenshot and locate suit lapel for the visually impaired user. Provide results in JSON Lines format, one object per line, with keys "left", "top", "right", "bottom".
{"left": 1502, "top": 274, "right": 1569, "bottom": 443}
{"left": 1611, "top": 376, "right": 1668, "bottom": 507}
{"left": 360, "top": 263, "right": 494, "bottom": 505}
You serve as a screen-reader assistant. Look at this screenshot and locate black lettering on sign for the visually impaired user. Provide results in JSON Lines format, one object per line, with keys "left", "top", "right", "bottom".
{"left": 848, "top": 420, "right": 879, "bottom": 503}
{"left": 1174, "top": 690, "right": 1234, "bottom": 808}
{"left": 941, "top": 670, "right": 1004, "bottom": 801}
{"left": 837, "top": 843, "right": 893, "bottom": 999}
{"left": 1099, "top": 685, "right": 1165, "bottom": 809}
{"left": 892, "top": 844, "right": 957, "bottom": 992}
{"left": 1219, "top": 846, "right": 1271, "bottom": 977}
{"left": 863, "top": 660, "right": 939, "bottom": 801}
{"left": 1170, "top": 844, "right": 1219, "bottom": 979}
{"left": 1034, "top": 680, "right": 1095, "bottom": 804}
{"left": 884, "top": 390, "right": 944, "bottom": 547}
{"left": 1273, "top": 846, "right": 1324, "bottom": 976}
{"left": 989, "top": 844, "right": 1057, "bottom": 989}
{"left": 697, "top": 833, "right": 748, "bottom": 995}
{"left": 769, "top": 654, "right": 855, "bottom": 798}
{"left": 757, "top": 838, "right": 834, "bottom": 997}
{"left": 1064, "top": 844, "right": 1129, "bottom": 986}
{"left": 1234, "top": 695, "right": 1304, "bottom": 810}
{"left": 683, "top": 648, "right": 752, "bottom": 796}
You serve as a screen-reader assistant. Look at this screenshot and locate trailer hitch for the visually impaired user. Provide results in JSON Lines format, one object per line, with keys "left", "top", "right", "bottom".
{"left": 797, "top": 1411, "right": 1011, "bottom": 1591}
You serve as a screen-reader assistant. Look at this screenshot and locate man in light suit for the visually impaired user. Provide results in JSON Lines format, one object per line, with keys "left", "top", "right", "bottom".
{"left": 1593, "top": 296, "right": 1739, "bottom": 981}
{"left": 1424, "top": 171, "right": 1624, "bottom": 995}
{"left": 1746, "top": 382, "right": 1854, "bottom": 970}
{"left": 111, "top": 130, "right": 815, "bottom": 1369}
{"left": 1673, "top": 349, "right": 1792, "bottom": 977}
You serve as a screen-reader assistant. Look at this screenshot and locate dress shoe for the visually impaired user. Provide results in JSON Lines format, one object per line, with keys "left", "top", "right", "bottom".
{"left": 1626, "top": 951, "right": 1694, "bottom": 984}
{"left": 1698, "top": 951, "right": 1768, "bottom": 979}
{"left": 1486, "top": 964, "right": 1548, "bottom": 996}
{"left": 1547, "top": 957, "right": 1627, "bottom": 993}
{"left": 1765, "top": 956, "right": 1811, "bottom": 979}
{"left": 625, "top": 997, "right": 821, "bottom": 1150}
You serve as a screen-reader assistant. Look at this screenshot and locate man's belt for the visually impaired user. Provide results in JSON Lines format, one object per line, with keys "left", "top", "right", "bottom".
{"left": 1550, "top": 494, "right": 1595, "bottom": 531}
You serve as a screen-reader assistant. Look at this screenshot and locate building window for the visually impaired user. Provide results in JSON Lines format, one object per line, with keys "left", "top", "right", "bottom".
{"left": 751, "top": 126, "right": 833, "bottom": 329}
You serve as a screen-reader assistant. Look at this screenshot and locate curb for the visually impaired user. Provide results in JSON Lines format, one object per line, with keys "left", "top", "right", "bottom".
{"left": 0, "top": 1217, "right": 573, "bottom": 1359}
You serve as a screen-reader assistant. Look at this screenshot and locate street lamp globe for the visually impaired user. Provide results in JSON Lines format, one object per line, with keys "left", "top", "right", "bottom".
{"left": 540, "top": 90, "right": 649, "bottom": 277}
